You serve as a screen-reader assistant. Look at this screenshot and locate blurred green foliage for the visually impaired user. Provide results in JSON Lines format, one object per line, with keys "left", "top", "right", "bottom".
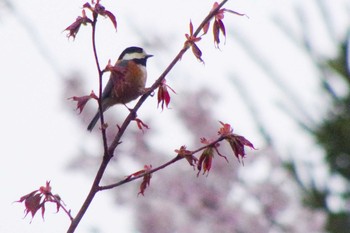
{"left": 314, "top": 36, "right": 350, "bottom": 233}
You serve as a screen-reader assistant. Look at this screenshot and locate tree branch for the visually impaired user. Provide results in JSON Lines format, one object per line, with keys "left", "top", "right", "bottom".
{"left": 91, "top": 16, "right": 109, "bottom": 154}
{"left": 99, "top": 135, "right": 226, "bottom": 191}
{"left": 67, "top": 1, "right": 228, "bottom": 232}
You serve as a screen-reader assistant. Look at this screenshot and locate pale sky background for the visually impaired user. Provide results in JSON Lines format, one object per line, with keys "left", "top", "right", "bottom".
{"left": 1, "top": 0, "right": 349, "bottom": 232}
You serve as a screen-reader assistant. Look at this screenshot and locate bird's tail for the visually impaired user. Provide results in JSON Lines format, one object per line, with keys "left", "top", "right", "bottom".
{"left": 87, "top": 112, "right": 100, "bottom": 131}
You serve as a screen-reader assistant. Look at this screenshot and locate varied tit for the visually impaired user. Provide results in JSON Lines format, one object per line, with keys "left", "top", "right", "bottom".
{"left": 87, "top": 46, "right": 153, "bottom": 131}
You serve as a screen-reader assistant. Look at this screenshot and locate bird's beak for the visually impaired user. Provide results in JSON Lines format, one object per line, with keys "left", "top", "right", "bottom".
{"left": 146, "top": 54, "right": 153, "bottom": 59}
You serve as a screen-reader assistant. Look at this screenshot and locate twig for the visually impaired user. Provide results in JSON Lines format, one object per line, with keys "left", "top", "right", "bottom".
{"left": 100, "top": 135, "right": 225, "bottom": 191}
{"left": 91, "top": 17, "right": 109, "bottom": 154}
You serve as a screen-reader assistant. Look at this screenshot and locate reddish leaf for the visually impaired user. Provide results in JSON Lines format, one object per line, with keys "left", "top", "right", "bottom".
{"left": 210, "top": 2, "right": 225, "bottom": 20}
{"left": 82, "top": 2, "right": 92, "bottom": 10}
{"left": 191, "top": 43, "right": 204, "bottom": 63}
{"left": 200, "top": 137, "right": 212, "bottom": 145}
{"left": 196, "top": 137, "right": 227, "bottom": 175}
{"left": 157, "top": 85, "right": 170, "bottom": 109}
{"left": 215, "top": 10, "right": 225, "bottom": 21}
{"left": 69, "top": 91, "right": 98, "bottom": 113}
{"left": 197, "top": 147, "right": 214, "bottom": 176}
{"left": 226, "top": 134, "right": 255, "bottom": 162}
{"left": 64, "top": 10, "right": 92, "bottom": 39}
{"left": 207, "top": 2, "right": 247, "bottom": 48}
{"left": 217, "top": 121, "right": 255, "bottom": 163}
{"left": 213, "top": 19, "right": 226, "bottom": 48}
{"left": 104, "top": 10, "right": 117, "bottom": 30}
{"left": 185, "top": 20, "right": 204, "bottom": 62}
{"left": 83, "top": 0, "right": 117, "bottom": 29}
{"left": 125, "top": 170, "right": 145, "bottom": 180}
{"left": 210, "top": 2, "right": 220, "bottom": 13}
{"left": 104, "top": 59, "right": 127, "bottom": 76}
{"left": 189, "top": 20, "right": 194, "bottom": 36}
{"left": 23, "top": 193, "right": 42, "bottom": 219}
{"left": 134, "top": 118, "right": 149, "bottom": 133}
{"left": 41, "top": 203, "right": 46, "bottom": 220}
{"left": 224, "top": 9, "right": 248, "bottom": 18}
{"left": 39, "top": 181, "right": 52, "bottom": 195}
{"left": 202, "top": 21, "right": 210, "bottom": 35}
{"left": 93, "top": 1, "right": 106, "bottom": 15}
{"left": 175, "top": 145, "right": 197, "bottom": 167}
{"left": 185, "top": 21, "right": 201, "bottom": 43}
{"left": 138, "top": 165, "right": 152, "bottom": 196}
{"left": 16, "top": 181, "right": 69, "bottom": 222}
{"left": 126, "top": 165, "right": 151, "bottom": 180}
{"left": 54, "top": 195, "right": 62, "bottom": 213}
{"left": 213, "top": 20, "right": 220, "bottom": 46}
{"left": 157, "top": 79, "right": 176, "bottom": 110}
{"left": 218, "top": 19, "right": 226, "bottom": 37}
{"left": 17, "top": 190, "right": 37, "bottom": 203}
{"left": 218, "top": 121, "right": 233, "bottom": 137}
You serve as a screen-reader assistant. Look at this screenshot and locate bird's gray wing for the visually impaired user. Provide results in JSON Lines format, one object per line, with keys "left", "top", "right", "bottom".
{"left": 101, "top": 60, "right": 128, "bottom": 100}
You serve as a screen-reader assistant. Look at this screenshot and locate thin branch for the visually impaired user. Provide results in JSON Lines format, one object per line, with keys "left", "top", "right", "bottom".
{"left": 100, "top": 135, "right": 226, "bottom": 191}
{"left": 51, "top": 195, "right": 74, "bottom": 221}
{"left": 67, "top": 16, "right": 111, "bottom": 233}
{"left": 99, "top": 156, "right": 183, "bottom": 191}
{"left": 91, "top": 17, "right": 109, "bottom": 154}
{"left": 67, "top": 156, "right": 110, "bottom": 233}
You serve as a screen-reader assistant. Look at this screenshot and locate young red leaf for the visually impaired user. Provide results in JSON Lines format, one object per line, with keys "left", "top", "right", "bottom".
{"left": 211, "top": 2, "right": 220, "bottom": 13}
{"left": 64, "top": 10, "right": 92, "bottom": 39}
{"left": 202, "top": 21, "right": 210, "bottom": 35}
{"left": 23, "top": 193, "right": 42, "bottom": 219}
{"left": 224, "top": 9, "right": 248, "bottom": 18}
{"left": 197, "top": 147, "right": 214, "bottom": 176}
{"left": 185, "top": 20, "right": 204, "bottom": 62}
{"left": 125, "top": 169, "right": 146, "bottom": 181}
{"left": 189, "top": 20, "right": 194, "bottom": 36}
{"left": 16, "top": 181, "right": 71, "bottom": 222}
{"left": 213, "top": 20, "right": 220, "bottom": 47}
{"left": 175, "top": 145, "right": 197, "bottom": 167}
{"left": 213, "top": 19, "right": 226, "bottom": 48}
{"left": 82, "top": 2, "right": 93, "bottom": 11}
{"left": 218, "top": 121, "right": 255, "bottom": 163}
{"left": 218, "top": 121, "right": 233, "bottom": 136}
{"left": 215, "top": 9, "right": 225, "bottom": 21}
{"left": 93, "top": 1, "right": 106, "bottom": 15}
{"left": 138, "top": 165, "right": 152, "bottom": 196}
{"left": 40, "top": 203, "right": 46, "bottom": 220}
{"left": 207, "top": 2, "right": 247, "bottom": 48}
{"left": 125, "top": 164, "right": 152, "bottom": 186}
{"left": 218, "top": 19, "right": 226, "bottom": 37}
{"left": 226, "top": 134, "right": 255, "bottom": 162}
{"left": 69, "top": 91, "right": 98, "bottom": 113}
{"left": 191, "top": 43, "right": 204, "bottom": 63}
{"left": 157, "top": 79, "right": 176, "bottom": 110}
{"left": 53, "top": 195, "right": 62, "bottom": 213}
{"left": 39, "top": 181, "right": 52, "bottom": 195}
{"left": 104, "top": 10, "right": 117, "bottom": 30}
{"left": 84, "top": 0, "right": 117, "bottom": 29}
{"left": 104, "top": 59, "right": 127, "bottom": 76}
{"left": 134, "top": 118, "right": 149, "bottom": 133}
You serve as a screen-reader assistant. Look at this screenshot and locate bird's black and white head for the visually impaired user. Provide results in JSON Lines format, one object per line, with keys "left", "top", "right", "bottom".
{"left": 118, "top": 46, "right": 153, "bottom": 66}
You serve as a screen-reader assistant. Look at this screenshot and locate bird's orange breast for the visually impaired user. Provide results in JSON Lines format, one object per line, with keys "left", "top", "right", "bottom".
{"left": 111, "top": 60, "right": 147, "bottom": 104}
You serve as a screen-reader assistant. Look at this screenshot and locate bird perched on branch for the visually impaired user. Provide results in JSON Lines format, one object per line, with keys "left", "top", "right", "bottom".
{"left": 87, "top": 46, "right": 153, "bottom": 131}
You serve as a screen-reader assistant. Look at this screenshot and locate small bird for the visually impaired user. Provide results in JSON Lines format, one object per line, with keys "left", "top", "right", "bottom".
{"left": 87, "top": 46, "right": 153, "bottom": 131}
